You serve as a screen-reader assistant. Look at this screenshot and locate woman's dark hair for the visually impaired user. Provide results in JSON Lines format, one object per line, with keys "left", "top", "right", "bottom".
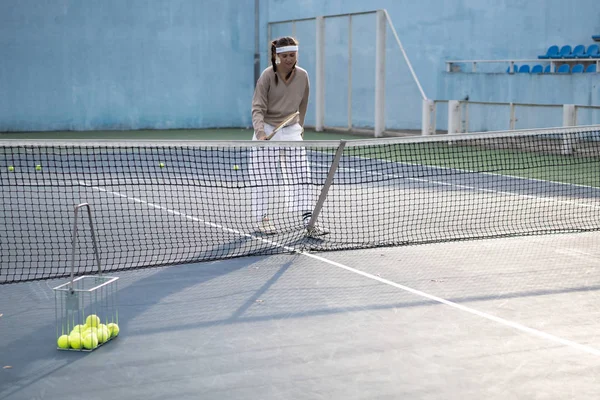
{"left": 271, "top": 36, "right": 299, "bottom": 85}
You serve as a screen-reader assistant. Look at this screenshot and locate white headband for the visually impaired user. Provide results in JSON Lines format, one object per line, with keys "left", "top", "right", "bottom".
{"left": 276, "top": 45, "right": 298, "bottom": 54}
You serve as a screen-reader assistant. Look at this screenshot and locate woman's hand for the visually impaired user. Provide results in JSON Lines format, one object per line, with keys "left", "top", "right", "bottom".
{"left": 255, "top": 131, "right": 267, "bottom": 140}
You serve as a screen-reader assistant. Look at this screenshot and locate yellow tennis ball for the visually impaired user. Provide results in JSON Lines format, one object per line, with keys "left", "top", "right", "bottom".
{"left": 71, "top": 324, "right": 86, "bottom": 332}
{"left": 85, "top": 314, "right": 101, "bottom": 328}
{"left": 97, "top": 326, "right": 111, "bottom": 343}
{"left": 82, "top": 332, "right": 99, "bottom": 350}
{"left": 70, "top": 326, "right": 86, "bottom": 336}
{"left": 107, "top": 323, "right": 120, "bottom": 338}
{"left": 57, "top": 334, "right": 70, "bottom": 349}
{"left": 69, "top": 333, "right": 83, "bottom": 349}
{"left": 8, "top": 166, "right": 14, "bottom": 172}
{"left": 233, "top": 165, "right": 239, "bottom": 170}
{"left": 159, "top": 162, "right": 165, "bottom": 168}
{"left": 35, "top": 164, "right": 42, "bottom": 171}
{"left": 84, "top": 327, "right": 98, "bottom": 337}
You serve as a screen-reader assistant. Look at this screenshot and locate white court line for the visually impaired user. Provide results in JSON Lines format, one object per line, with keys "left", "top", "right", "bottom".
{"left": 77, "top": 181, "right": 298, "bottom": 253}
{"left": 79, "top": 179, "right": 600, "bottom": 357}
{"left": 302, "top": 251, "right": 600, "bottom": 357}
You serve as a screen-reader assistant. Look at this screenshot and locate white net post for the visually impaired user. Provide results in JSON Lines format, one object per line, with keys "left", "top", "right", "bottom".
{"left": 315, "top": 16, "right": 325, "bottom": 132}
{"left": 375, "top": 10, "right": 386, "bottom": 137}
{"left": 448, "top": 100, "right": 461, "bottom": 134}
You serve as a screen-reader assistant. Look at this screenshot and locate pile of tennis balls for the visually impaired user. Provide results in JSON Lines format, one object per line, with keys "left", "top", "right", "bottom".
{"left": 57, "top": 314, "right": 119, "bottom": 351}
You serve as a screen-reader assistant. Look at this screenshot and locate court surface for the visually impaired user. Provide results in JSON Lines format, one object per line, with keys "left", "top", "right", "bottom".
{"left": 2, "top": 231, "right": 600, "bottom": 399}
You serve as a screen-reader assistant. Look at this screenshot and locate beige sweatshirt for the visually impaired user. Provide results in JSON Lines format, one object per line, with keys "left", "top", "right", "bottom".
{"left": 251, "top": 66, "right": 310, "bottom": 135}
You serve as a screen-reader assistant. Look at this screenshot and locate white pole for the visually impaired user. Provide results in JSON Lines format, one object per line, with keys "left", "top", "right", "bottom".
{"left": 375, "top": 10, "right": 386, "bottom": 137}
{"left": 421, "top": 99, "right": 434, "bottom": 135}
{"left": 563, "top": 104, "right": 576, "bottom": 126}
{"left": 448, "top": 100, "right": 461, "bottom": 134}
{"left": 254, "top": 0, "right": 260, "bottom": 87}
{"left": 462, "top": 102, "right": 469, "bottom": 133}
{"left": 509, "top": 103, "right": 516, "bottom": 130}
{"left": 562, "top": 104, "right": 576, "bottom": 155}
{"left": 348, "top": 15, "right": 353, "bottom": 131}
{"left": 382, "top": 9, "right": 427, "bottom": 100}
{"left": 267, "top": 23, "right": 272, "bottom": 55}
{"left": 315, "top": 16, "right": 325, "bottom": 132}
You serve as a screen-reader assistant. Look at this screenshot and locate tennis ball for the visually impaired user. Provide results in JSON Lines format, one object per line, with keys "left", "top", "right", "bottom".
{"left": 69, "top": 333, "right": 83, "bottom": 349}
{"left": 82, "top": 332, "right": 99, "bottom": 350}
{"left": 233, "top": 165, "right": 239, "bottom": 171}
{"left": 57, "top": 334, "right": 70, "bottom": 349}
{"left": 84, "top": 327, "right": 98, "bottom": 337}
{"left": 159, "top": 162, "right": 165, "bottom": 168}
{"left": 85, "top": 314, "right": 101, "bottom": 328}
{"left": 35, "top": 164, "right": 42, "bottom": 171}
{"left": 70, "top": 326, "right": 86, "bottom": 336}
{"left": 73, "top": 324, "right": 88, "bottom": 333}
{"left": 107, "top": 323, "right": 120, "bottom": 338}
{"left": 8, "top": 166, "right": 14, "bottom": 172}
{"left": 97, "top": 325, "right": 111, "bottom": 343}
{"left": 71, "top": 324, "right": 86, "bottom": 332}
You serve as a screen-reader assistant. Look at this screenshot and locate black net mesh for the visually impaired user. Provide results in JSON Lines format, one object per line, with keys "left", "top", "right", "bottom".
{"left": 2, "top": 126, "right": 599, "bottom": 283}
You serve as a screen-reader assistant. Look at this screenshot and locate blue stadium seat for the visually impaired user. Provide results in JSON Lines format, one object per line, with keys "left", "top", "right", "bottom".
{"left": 558, "top": 45, "right": 572, "bottom": 58}
{"left": 518, "top": 65, "right": 530, "bottom": 73}
{"left": 571, "top": 64, "right": 585, "bottom": 73}
{"left": 571, "top": 45, "right": 586, "bottom": 58}
{"left": 593, "top": 35, "right": 600, "bottom": 42}
{"left": 586, "top": 44, "right": 600, "bottom": 58}
{"left": 506, "top": 64, "right": 518, "bottom": 73}
{"left": 543, "top": 64, "right": 552, "bottom": 73}
{"left": 586, "top": 64, "right": 597, "bottom": 73}
{"left": 530, "top": 64, "right": 543, "bottom": 74}
{"left": 538, "top": 45, "right": 559, "bottom": 59}
{"left": 557, "top": 64, "right": 570, "bottom": 73}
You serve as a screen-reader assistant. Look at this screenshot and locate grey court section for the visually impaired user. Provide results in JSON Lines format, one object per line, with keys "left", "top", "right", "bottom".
{"left": 1, "top": 232, "right": 600, "bottom": 399}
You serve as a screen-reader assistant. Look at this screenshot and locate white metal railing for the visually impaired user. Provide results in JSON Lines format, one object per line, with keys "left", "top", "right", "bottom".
{"left": 445, "top": 59, "right": 600, "bottom": 73}
{"left": 422, "top": 100, "right": 600, "bottom": 134}
{"left": 267, "top": 12, "right": 598, "bottom": 137}
{"left": 268, "top": 9, "right": 427, "bottom": 137}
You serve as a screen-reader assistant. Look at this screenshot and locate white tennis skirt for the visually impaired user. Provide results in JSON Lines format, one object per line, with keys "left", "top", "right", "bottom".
{"left": 253, "top": 122, "right": 303, "bottom": 141}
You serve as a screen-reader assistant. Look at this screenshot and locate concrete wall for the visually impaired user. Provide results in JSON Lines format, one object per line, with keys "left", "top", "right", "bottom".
{"left": 0, "top": 0, "right": 255, "bottom": 131}
{"left": 265, "top": 0, "right": 600, "bottom": 131}
{"left": 1, "top": 0, "right": 598, "bottom": 131}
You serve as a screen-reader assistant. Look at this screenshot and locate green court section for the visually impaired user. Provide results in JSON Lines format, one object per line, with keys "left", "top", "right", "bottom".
{"left": 0, "top": 128, "right": 371, "bottom": 141}
{"left": 350, "top": 140, "right": 600, "bottom": 188}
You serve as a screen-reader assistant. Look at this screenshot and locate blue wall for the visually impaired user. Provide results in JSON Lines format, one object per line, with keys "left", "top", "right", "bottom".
{"left": 1, "top": 0, "right": 599, "bottom": 131}
{"left": 0, "top": 0, "right": 255, "bottom": 131}
{"left": 264, "top": 0, "right": 600, "bottom": 130}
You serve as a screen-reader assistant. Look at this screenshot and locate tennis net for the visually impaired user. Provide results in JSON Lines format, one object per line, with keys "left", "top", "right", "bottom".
{"left": 1, "top": 125, "right": 600, "bottom": 283}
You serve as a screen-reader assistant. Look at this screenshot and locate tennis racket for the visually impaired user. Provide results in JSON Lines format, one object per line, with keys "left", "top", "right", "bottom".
{"left": 265, "top": 111, "right": 300, "bottom": 140}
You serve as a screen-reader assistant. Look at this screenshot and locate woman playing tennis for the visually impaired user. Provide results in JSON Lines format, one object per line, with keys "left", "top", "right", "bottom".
{"left": 250, "top": 36, "right": 327, "bottom": 237}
